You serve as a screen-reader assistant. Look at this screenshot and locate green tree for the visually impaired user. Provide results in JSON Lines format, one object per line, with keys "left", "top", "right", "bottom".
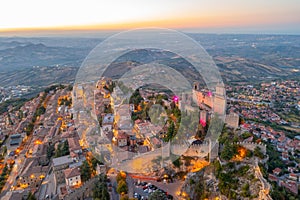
{"left": 54, "top": 140, "right": 69, "bottom": 157}
{"left": 164, "top": 121, "right": 175, "bottom": 142}
{"left": 220, "top": 142, "right": 239, "bottom": 161}
{"left": 117, "top": 179, "right": 128, "bottom": 194}
{"left": 25, "top": 122, "right": 34, "bottom": 135}
{"left": 27, "top": 192, "right": 37, "bottom": 200}
{"left": 91, "top": 157, "right": 103, "bottom": 170}
{"left": 80, "top": 160, "right": 92, "bottom": 182}
{"left": 47, "top": 144, "right": 55, "bottom": 159}
{"left": 129, "top": 89, "right": 143, "bottom": 105}
{"left": 36, "top": 106, "right": 46, "bottom": 116}
{"left": 241, "top": 183, "right": 250, "bottom": 197}
{"left": 120, "top": 196, "right": 129, "bottom": 200}
{"left": 172, "top": 158, "right": 182, "bottom": 168}
{"left": 93, "top": 175, "right": 110, "bottom": 200}
{"left": 149, "top": 190, "right": 167, "bottom": 200}
{"left": 241, "top": 132, "right": 252, "bottom": 139}
{"left": 254, "top": 146, "right": 264, "bottom": 159}
{"left": 116, "top": 172, "right": 126, "bottom": 183}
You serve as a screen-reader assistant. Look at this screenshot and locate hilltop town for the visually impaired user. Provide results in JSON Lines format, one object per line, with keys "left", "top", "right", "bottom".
{"left": 0, "top": 78, "right": 299, "bottom": 200}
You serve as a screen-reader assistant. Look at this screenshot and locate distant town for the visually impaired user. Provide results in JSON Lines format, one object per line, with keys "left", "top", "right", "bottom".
{"left": 0, "top": 85, "right": 33, "bottom": 103}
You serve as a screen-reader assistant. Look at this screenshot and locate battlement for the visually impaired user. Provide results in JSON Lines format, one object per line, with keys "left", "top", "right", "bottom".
{"left": 170, "top": 142, "right": 210, "bottom": 157}
{"left": 234, "top": 142, "right": 267, "bottom": 155}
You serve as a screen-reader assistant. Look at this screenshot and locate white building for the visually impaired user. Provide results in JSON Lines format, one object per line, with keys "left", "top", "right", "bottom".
{"left": 64, "top": 167, "right": 81, "bottom": 187}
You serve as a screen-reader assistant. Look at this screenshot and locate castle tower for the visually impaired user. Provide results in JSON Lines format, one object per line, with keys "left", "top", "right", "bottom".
{"left": 225, "top": 112, "right": 239, "bottom": 129}
{"left": 193, "top": 82, "right": 200, "bottom": 91}
{"left": 213, "top": 83, "right": 226, "bottom": 116}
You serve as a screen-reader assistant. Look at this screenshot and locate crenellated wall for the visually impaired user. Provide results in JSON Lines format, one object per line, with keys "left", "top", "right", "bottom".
{"left": 171, "top": 142, "right": 210, "bottom": 157}
{"left": 234, "top": 142, "right": 267, "bottom": 154}
{"left": 169, "top": 141, "right": 266, "bottom": 158}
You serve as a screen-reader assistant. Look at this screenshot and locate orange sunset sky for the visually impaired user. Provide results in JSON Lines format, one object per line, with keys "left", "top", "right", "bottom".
{"left": 0, "top": 0, "right": 299, "bottom": 35}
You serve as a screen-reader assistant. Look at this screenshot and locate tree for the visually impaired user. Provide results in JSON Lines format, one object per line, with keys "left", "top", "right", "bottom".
{"left": 80, "top": 160, "right": 92, "bottom": 182}
{"left": 164, "top": 121, "right": 175, "bottom": 142}
{"left": 36, "top": 106, "right": 46, "bottom": 116}
{"left": 266, "top": 144, "right": 285, "bottom": 172}
{"left": 2, "top": 146, "right": 7, "bottom": 155}
{"left": 116, "top": 179, "right": 128, "bottom": 194}
{"left": 246, "top": 149, "right": 253, "bottom": 158}
{"left": 116, "top": 171, "right": 126, "bottom": 183}
{"left": 129, "top": 89, "right": 143, "bottom": 105}
{"left": 91, "top": 157, "right": 103, "bottom": 170}
{"left": 241, "top": 183, "right": 250, "bottom": 197}
{"left": 155, "top": 94, "right": 168, "bottom": 105}
{"left": 241, "top": 132, "right": 252, "bottom": 139}
{"left": 149, "top": 190, "right": 167, "bottom": 200}
{"left": 93, "top": 175, "right": 110, "bottom": 200}
{"left": 172, "top": 158, "right": 182, "bottom": 168}
{"left": 26, "top": 122, "right": 34, "bottom": 135}
{"left": 195, "top": 179, "right": 209, "bottom": 200}
{"left": 67, "top": 85, "right": 73, "bottom": 91}
{"left": 172, "top": 106, "right": 181, "bottom": 120}
{"left": 220, "top": 142, "right": 239, "bottom": 161}
{"left": 54, "top": 140, "right": 69, "bottom": 157}
{"left": 254, "top": 146, "right": 264, "bottom": 159}
{"left": 47, "top": 144, "right": 55, "bottom": 159}
{"left": 27, "top": 192, "right": 37, "bottom": 200}
{"left": 120, "top": 196, "right": 129, "bottom": 200}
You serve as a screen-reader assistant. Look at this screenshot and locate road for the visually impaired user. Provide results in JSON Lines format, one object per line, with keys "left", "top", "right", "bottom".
{"left": 1, "top": 155, "right": 25, "bottom": 193}
{"left": 38, "top": 171, "right": 56, "bottom": 200}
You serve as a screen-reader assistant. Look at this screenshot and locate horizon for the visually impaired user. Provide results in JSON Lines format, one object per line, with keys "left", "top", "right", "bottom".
{"left": 1, "top": 0, "right": 300, "bottom": 37}
{"left": 1, "top": 28, "right": 300, "bottom": 38}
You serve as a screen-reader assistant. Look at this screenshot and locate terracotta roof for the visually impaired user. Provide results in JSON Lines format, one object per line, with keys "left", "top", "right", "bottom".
{"left": 67, "top": 137, "right": 81, "bottom": 151}
{"left": 281, "top": 181, "right": 298, "bottom": 195}
{"left": 70, "top": 151, "right": 78, "bottom": 158}
{"left": 63, "top": 167, "right": 81, "bottom": 179}
{"left": 135, "top": 119, "right": 143, "bottom": 124}
{"left": 278, "top": 136, "right": 286, "bottom": 142}
{"left": 273, "top": 168, "right": 282, "bottom": 174}
{"left": 117, "top": 131, "right": 128, "bottom": 139}
{"left": 268, "top": 174, "right": 278, "bottom": 182}
{"left": 289, "top": 173, "right": 298, "bottom": 178}
{"left": 151, "top": 137, "right": 161, "bottom": 145}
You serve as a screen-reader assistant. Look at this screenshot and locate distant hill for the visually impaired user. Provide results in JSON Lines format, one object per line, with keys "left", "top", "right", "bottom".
{"left": 189, "top": 34, "right": 300, "bottom": 83}
{"left": 0, "top": 42, "right": 93, "bottom": 71}
{"left": 0, "top": 41, "right": 32, "bottom": 50}
{"left": 0, "top": 34, "right": 299, "bottom": 87}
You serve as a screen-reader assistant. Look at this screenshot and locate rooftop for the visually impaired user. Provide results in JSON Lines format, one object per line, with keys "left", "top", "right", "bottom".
{"left": 63, "top": 167, "right": 81, "bottom": 179}
{"left": 53, "top": 155, "right": 73, "bottom": 167}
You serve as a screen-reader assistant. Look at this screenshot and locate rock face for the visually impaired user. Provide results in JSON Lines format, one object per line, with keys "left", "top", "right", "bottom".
{"left": 181, "top": 161, "right": 263, "bottom": 200}
{"left": 181, "top": 170, "right": 205, "bottom": 200}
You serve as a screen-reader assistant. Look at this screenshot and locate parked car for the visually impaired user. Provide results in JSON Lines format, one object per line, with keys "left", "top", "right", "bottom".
{"left": 134, "top": 192, "right": 141, "bottom": 200}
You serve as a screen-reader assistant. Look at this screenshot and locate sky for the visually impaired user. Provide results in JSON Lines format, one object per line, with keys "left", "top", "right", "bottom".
{"left": 0, "top": 0, "right": 300, "bottom": 35}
